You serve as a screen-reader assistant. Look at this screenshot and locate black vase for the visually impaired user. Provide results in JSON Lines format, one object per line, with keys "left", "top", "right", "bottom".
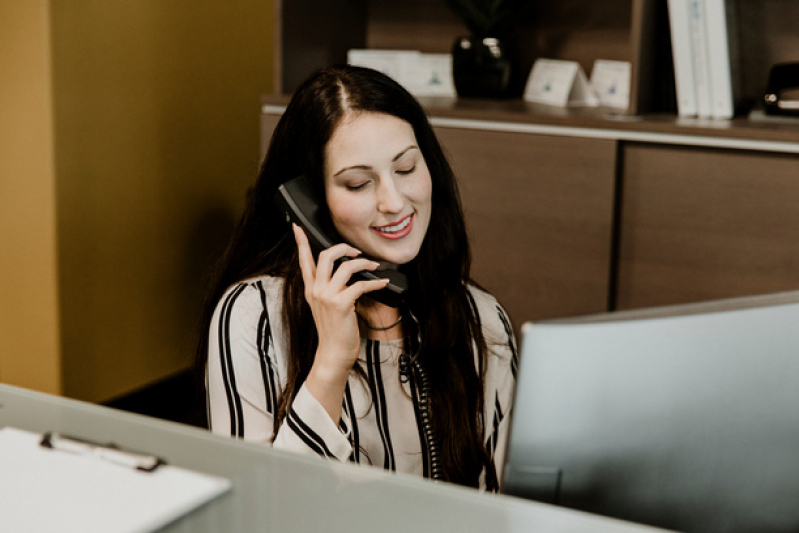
{"left": 451, "top": 36, "right": 513, "bottom": 98}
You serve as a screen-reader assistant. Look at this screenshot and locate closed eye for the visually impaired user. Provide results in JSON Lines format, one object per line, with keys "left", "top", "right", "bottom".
{"left": 346, "top": 182, "right": 369, "bottom": 191}
{"left": 395, "top": 165, "right": 416, "bottom": 176}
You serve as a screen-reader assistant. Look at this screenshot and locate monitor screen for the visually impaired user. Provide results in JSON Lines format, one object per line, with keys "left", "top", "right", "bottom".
{"left": 502, "top": 292, "right": 799, "bottom": 532}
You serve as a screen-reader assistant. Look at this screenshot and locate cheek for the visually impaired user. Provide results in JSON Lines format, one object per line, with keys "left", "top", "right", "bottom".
{"left": 411, "top": 172, "right": 433, "bottom": 211}
{"left": 327, "top": 191, "right": 371, "bottom": 235}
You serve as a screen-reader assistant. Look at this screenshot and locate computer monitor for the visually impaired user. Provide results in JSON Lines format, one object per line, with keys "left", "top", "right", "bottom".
{"left": 502, "top": 291, "right": 799, "bottom": 532}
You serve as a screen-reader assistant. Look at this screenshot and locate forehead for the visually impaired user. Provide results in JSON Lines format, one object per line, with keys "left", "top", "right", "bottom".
{"left": 325, "top": 112, "right": 417, "bottom": 162}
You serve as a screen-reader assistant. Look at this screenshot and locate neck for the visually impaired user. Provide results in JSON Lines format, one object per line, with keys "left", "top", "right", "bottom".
{"left": 356, "top": 299, "right": 403, "bottom": 340}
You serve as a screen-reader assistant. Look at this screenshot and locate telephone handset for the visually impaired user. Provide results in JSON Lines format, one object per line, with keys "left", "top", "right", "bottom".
{"left": 275, "top": 175, "right": 407, "bottom": 308}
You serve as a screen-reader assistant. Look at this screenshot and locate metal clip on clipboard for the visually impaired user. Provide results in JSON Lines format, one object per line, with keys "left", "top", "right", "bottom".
{"left": 40, "top": 432, "right": 166, "bottom": 472}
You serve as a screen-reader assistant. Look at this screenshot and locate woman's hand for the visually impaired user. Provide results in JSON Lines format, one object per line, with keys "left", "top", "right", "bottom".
{"left": 293, "top": 224, "right": 389, "bottom": 422}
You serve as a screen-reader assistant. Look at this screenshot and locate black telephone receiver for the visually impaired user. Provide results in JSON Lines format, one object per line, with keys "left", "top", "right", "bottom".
{"left": 275, "top": 175, "right": 407, "bottom": 308}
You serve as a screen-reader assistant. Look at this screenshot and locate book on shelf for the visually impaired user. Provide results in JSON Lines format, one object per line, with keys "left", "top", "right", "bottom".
{"left": 667, "top": 0, "right": 741, "bottom": 119}
{"left": 688, "top": 0, "right": 713, "bottom": 118}
{"left": 704, "top": 0, "right": 740, "bottom": 119}
{"left": 667, "top": 0, "right": 698, "bottom": 116}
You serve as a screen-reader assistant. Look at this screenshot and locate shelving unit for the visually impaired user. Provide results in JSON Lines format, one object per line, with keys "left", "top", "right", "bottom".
{"left": 267, "top": 0, "right": 799, "bottom": 327}
{"left": 275, "top": 0, "right": 799, "bottom": 115}
{"left": 275, "top": 0, "right": 634, "bottom": 102}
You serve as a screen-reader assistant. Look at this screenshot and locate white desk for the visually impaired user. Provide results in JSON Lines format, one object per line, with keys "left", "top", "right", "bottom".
{"left": 0, "top": 384, "right": 669, "bottom": 532}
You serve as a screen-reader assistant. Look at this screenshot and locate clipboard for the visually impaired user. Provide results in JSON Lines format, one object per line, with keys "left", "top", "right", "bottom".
{"left": 0, "top": 427, "right": 231, "bottom": 533}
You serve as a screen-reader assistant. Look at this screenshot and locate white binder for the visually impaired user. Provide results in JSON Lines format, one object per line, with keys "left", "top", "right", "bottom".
{"left": 704, "top": 0, "right": 739, "bottom": 118}
{"left": 688, "top": 0, "right": 713, "bottom": 118}
{"left": 667, "top": 0, "right": 698, "bottom": 116}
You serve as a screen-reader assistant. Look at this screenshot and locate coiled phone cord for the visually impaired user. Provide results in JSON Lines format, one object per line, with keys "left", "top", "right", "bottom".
{"left": 399, "top": 352, "right": 442, "bottom": 480}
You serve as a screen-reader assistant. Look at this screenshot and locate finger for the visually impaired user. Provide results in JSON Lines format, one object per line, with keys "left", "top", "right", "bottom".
{"left": 315, "top": 243, "right": 362, "bottom": 285}
{"left": 329, "top": 258, "right": 381, "bottom": 289}
{"left": 341, "top": 278, "right": 391, "bottom": 302}
{"left": 292, "top": 224, "right": 317, "bottom": 286}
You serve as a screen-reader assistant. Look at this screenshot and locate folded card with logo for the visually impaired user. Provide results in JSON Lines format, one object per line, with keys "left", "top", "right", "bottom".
{"left": 523, "top": 58, "right": 599, "bottom": 107}
{"left": 589, "top": 59, "right": 632, "bottom": 109}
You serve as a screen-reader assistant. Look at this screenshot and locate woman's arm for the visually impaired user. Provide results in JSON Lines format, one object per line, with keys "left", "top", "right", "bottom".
{"left": 206, "top": 281, "right": 277, "bottom": 442}
{"left": 292, "top": 224, "right": 388, "bottom": 423}
{"left": 205, "top": 280, "right": 353, "bottom": 460}
{"left": 475, "top": 293, "right": 519, "bottom": 488}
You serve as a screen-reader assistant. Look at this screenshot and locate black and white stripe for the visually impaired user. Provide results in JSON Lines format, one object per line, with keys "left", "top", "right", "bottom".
{"left": 255, "top": 281, "right": 279, "bottom": 415}
{"left": 487, "top": 393, "right": 504, "bottom": 458}
{"left": 496, "top": 304, "right": 518, "bottom": 379}
{"left": 366, "top": 340, "right": 396, "bottom": 471}
{"left": 343, "top": 383, "right": 361, "bottom": 463}
{"left": 466, "top": 290, "right": 486, "bottom": 380}
{"left": 286, "top": 406, "right": 336, "bottom": 458}
{"left": 465, "top": 289, "right": 483, "bottom": 334}
{"left": 218, "top": 283, "right": 248, "bottom": 438}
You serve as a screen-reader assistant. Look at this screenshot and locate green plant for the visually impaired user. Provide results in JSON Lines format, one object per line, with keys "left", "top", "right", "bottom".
{"left": 445, "top": 0, "right": 526, "bottom": 37}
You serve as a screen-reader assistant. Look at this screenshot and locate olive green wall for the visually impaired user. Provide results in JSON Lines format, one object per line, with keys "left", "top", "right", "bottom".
{"left": 1, "top": 0, "right": 273, "bottom": 402}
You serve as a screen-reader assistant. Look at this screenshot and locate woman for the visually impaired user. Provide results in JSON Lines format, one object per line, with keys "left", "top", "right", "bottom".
{"left": 200, "top": 65, "right": 517, "bottom": 491}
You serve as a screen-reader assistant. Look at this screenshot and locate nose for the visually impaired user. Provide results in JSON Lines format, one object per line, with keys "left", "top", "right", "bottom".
{"left": 376, "top": 176, "right": 405, "bottom": 214}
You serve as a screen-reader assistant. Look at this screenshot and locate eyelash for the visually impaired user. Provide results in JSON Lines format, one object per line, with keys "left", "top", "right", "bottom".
{"left": 344, "top": 165, "right": 416, "bottom": 191}
{"left": 396, "top": 165, "right": 416, "bottom": 176}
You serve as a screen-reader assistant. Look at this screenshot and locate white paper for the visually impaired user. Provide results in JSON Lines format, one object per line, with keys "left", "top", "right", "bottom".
{"left": 347, "top": 49, "right": 420, "bottom": 84}
{"left": 0, "top": 427, "right": 231, "bottom": 533}
{"left": 348, "top": 49, "right": 455, "bottom": 97}
{"left": 401, "top": 53, "right": 456, "bottom": 97}
{"left": 590, "top": 60, "right": 631, "bottom": 109}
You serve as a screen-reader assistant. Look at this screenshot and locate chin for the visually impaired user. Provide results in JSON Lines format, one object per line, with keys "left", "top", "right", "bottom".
{"left": 351, "top": 231, "right": 425, "bottom": 265}
{"left": 369, "top": 245, "right": 422, "bottom": 266}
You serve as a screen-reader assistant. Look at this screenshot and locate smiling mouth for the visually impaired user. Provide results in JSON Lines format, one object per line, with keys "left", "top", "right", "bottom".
{"left": 372, "top": 214, "right": 413, "bottom": 239}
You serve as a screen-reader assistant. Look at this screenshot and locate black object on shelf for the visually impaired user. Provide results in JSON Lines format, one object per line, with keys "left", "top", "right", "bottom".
{"left": 764, "top": 62, "right": 799, "bottom": 116}
{"left": 445, "top": 0, "right": 527, "bottom": 99}
{"left": 452, "top": 36, "right": 514, "bottom": 98}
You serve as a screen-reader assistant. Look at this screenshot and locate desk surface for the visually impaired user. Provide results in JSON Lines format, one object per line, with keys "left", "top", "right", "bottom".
{"left": 0, "top": 384, "right": 669, "bottom": 533}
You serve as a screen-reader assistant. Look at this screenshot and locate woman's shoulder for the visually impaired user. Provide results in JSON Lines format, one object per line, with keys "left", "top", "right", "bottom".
{"left": 223, "top": 274, "right": 285, "bottom": 295}
{"left": 466, "top": 283, "right": 515, "bottom": 348}
{"left": 215, "top": 275, "right": 286, "bottom": 319}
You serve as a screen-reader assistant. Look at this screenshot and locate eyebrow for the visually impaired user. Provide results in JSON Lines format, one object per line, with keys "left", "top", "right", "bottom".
{"left": 332, "top": 145, "right": 419, "bottom": 177}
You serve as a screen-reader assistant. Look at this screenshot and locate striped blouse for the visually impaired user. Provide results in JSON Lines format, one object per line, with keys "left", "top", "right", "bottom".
{"left": 206, "top": 276, "right": 518, "bottom": 489}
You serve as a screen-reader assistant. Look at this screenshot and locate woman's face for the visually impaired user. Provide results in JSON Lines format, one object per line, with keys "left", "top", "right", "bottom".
{"left": 324, "top": 112, "right": 432, "bottom": 265}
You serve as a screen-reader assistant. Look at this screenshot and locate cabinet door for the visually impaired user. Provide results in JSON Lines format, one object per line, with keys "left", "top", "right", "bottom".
{"left": 434, "top": 127, "right": 617, "bottom": 329}
{"left": 617, "top": 143, "right": 799, "bottom": 310}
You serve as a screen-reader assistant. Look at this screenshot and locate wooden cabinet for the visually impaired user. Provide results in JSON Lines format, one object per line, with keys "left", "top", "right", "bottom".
{"left": 263, "top": 97, "right": 799, "bottom": 325}
{"left": 433, "top": 127, "right": 616, "bottom": 327}
{"left": 616, "top": 143, "right": 799, "bottom": 310}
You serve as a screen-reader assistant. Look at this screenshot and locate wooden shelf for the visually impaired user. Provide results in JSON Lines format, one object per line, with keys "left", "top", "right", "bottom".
{"left": 274, "top": 0, "right": 799, "bottom": 120}
{"left": 262, "top": 93, "right": 799, "bottom": 147}
{"left": 275, "top": 0, "right": 634, "bottom": 99}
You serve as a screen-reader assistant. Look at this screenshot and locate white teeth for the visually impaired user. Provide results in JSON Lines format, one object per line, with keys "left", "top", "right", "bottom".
{"left": 375, "top": 216, "right": 411, "bottom": 233}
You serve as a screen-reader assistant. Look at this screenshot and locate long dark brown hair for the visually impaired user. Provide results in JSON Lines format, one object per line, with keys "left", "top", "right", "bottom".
{"left": 197, "top": 65, "right": 496, "bottom": 490}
